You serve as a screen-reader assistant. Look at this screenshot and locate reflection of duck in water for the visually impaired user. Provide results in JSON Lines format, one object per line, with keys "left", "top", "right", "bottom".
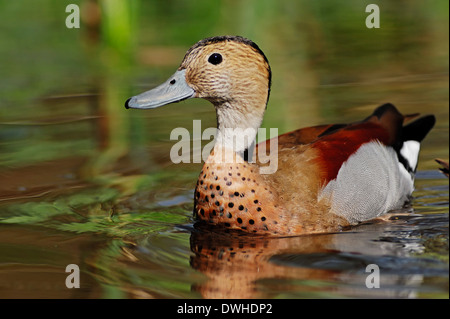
{"left": 189, "top": 225, "right": 334, "bottom": 299}
{"left": 126, "top": 36, "right": 435, "bottom": 236}
{"left": 188, "top": 221, "right": 430, "bottom": 299}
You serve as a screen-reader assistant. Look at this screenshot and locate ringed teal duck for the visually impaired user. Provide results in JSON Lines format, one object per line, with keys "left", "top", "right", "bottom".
{"left": 125, "top": 36, "right": 435, "bottom": 236}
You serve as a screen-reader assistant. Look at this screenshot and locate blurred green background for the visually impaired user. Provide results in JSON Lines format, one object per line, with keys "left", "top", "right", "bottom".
{"left": 0, "top": 0, "right": 448, "bottom": 173}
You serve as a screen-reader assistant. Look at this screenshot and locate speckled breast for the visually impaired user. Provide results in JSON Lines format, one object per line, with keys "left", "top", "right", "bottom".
{"left": 193, "top": 161, "right": 285, "bottom": 235}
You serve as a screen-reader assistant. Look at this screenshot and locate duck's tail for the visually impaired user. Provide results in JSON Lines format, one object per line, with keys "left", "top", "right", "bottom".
{"left": 398, "top": 114, "right": 436, "bottom": 175}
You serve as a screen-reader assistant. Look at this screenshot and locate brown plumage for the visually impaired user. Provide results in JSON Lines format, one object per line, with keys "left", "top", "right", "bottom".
{"left": 125, "top": 36, "right": 435, "bottom": 236}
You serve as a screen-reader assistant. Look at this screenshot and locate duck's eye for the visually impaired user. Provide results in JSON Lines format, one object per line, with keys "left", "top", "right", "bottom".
{"left": 208, "top": 53, "right": 222, "bottom": 65}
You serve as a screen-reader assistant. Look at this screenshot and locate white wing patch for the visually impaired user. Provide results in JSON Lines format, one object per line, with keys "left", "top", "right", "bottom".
{"left": 400, "top": 140, "right": 421, "bottom": 170}
{"left": 319, "top": 141, "right": 414, "bottom": 224}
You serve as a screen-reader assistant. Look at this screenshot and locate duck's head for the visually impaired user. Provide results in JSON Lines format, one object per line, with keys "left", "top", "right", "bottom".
{"left": 126, "top": 36, "right": 272, "bottom": 152}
